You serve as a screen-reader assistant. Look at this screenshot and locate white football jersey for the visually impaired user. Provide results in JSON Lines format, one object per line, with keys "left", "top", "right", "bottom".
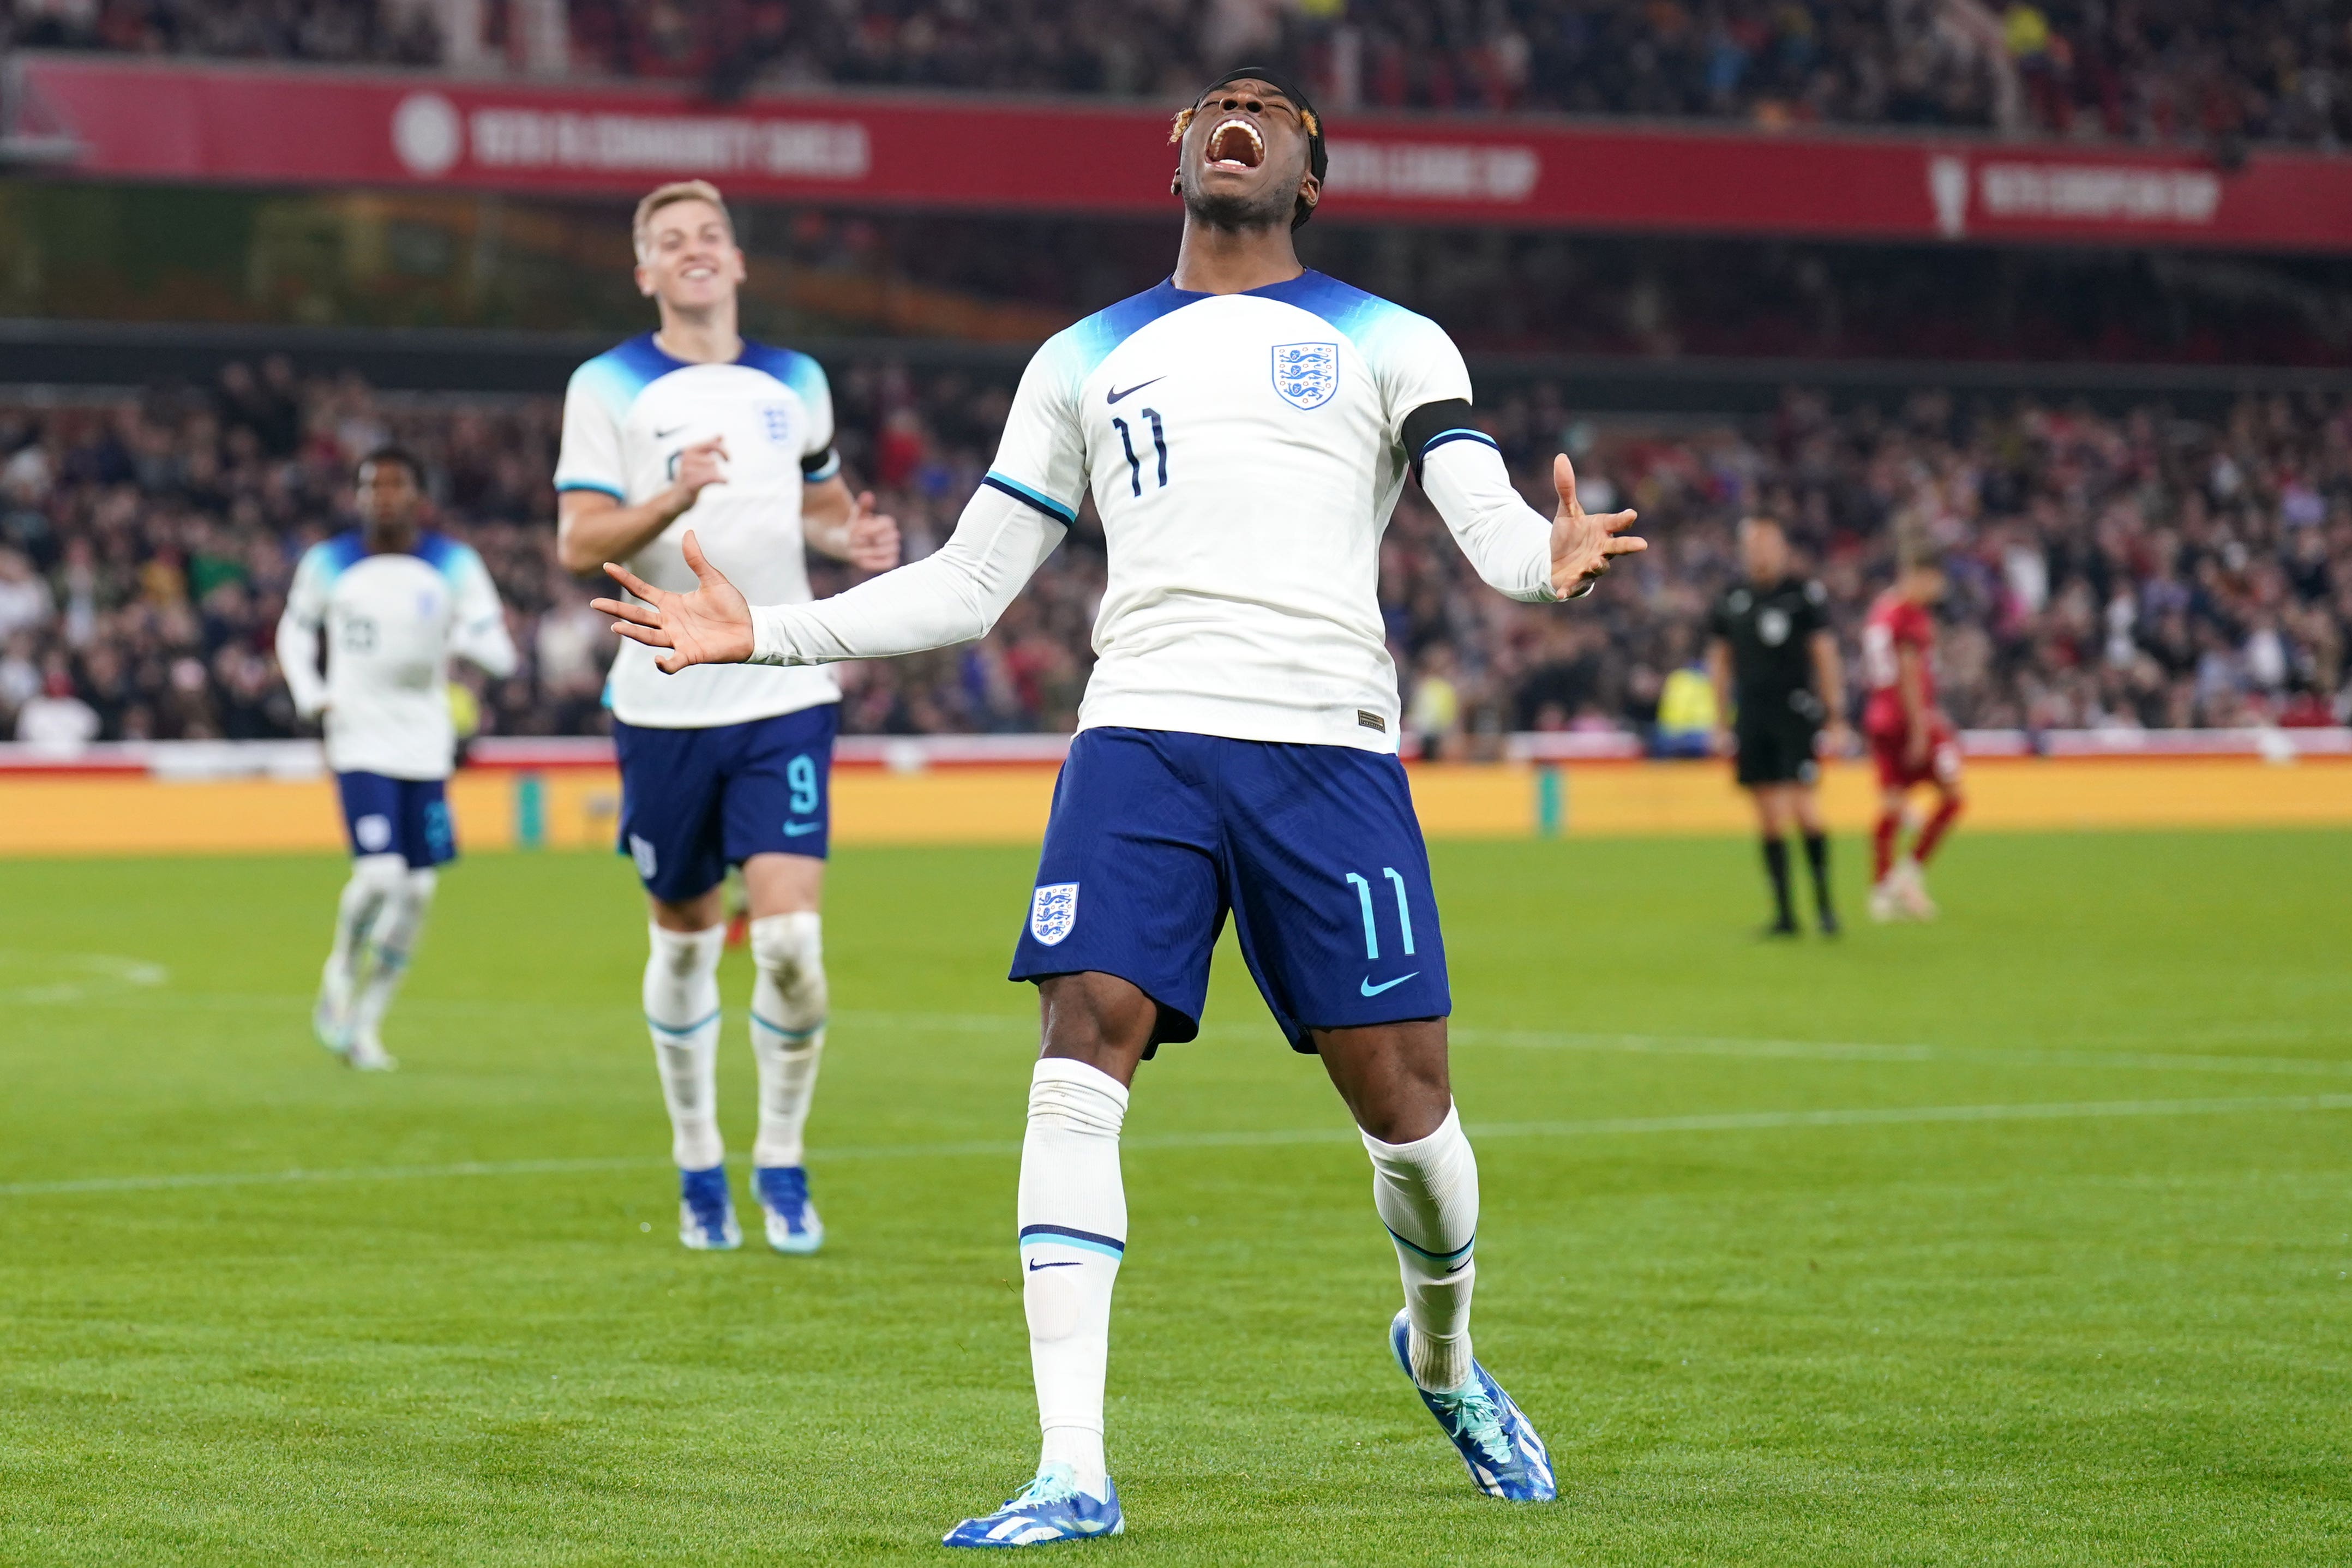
{"left": 278, "top": 532, "right": 513, "bottom": 780}
{"left": 554, "top": 334, "right": 841, "bottom": 729}
{"left": 986, "top": 272, "right": 1472, "bottom": 750}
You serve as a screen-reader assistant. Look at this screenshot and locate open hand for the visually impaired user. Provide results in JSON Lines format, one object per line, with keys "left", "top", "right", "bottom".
{"left": 844, "top": 490, "right": 901, "bottom": 572}
{"left": 592, "top": 530, "right": 755, "bottom": 673}
{"left": 1548, "top": 453, "right": 1645, "bottom": 598}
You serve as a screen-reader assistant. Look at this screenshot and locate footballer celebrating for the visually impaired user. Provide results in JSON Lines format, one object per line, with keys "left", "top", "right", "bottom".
{"left": 554, "top": 181, "right": 899, "bottom": 1254}
{"left": 278, "top": 448, "right": 517, "bottom": 1071}
{"left": 1707, "top": 515, "right": 1847, "bottom": 935}
{"left": 592, "top": 74, "right": 1641, "bottom": 1543}
{"left": 1862, "top": 534, "right": 1966, "bottom": 920}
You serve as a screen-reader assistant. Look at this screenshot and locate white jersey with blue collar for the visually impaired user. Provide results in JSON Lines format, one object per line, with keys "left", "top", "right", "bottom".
{"left": 276, "top": 530, "right": 515, "bottom": 780}
{"left": 985, "top": 271, "right": 1477, "bottom": 749}
{"left": 555, "top": 333, "right": 841, "bottom": 730}
{"left": 745, "top": 270, "right": 1559, "bottom": 752}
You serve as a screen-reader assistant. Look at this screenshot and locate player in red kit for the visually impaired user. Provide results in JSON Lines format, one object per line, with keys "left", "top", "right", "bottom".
{"left": 1861, "top": 544, "right": 1964, "bottom": 921}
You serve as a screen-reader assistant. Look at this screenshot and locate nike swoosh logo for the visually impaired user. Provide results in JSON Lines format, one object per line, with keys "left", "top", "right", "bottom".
{"left": 1360, "top": 972, "right": 1420, "bottom": 997}
{"left": 653, "top": 425, "right": 687, "bottom": 439}
{"left": 783, "top": 821, "right": 823, "bottom": 837}
{"left": 1106, "top": 378, "right": 1163, "bottom": 405}
{"left": 1026, "top": 1259, "right": 1081, "bottom": 1271}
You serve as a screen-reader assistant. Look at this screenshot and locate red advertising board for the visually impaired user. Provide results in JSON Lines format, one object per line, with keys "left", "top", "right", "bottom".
{"left": 9, "top": 53, "right": 2352, "bottom": 252}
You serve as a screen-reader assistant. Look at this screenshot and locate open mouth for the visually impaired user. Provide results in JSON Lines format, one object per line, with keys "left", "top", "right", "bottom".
{"left": 1204, "top": 117, "right": 1265, "bottom": 172}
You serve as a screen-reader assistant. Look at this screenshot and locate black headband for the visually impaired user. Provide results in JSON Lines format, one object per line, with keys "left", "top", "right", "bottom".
{"left": 1196, "top": 66, "right": 1328, "bottom": 229}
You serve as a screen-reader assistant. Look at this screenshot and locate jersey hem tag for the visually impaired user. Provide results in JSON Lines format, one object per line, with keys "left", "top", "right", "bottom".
{"left": 1356, "top": 710, "right": 1387, "bottom": 732}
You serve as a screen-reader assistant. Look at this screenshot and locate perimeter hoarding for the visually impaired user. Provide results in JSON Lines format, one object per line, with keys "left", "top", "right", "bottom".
{"left": 9, "top": 53, "right": 2352, "bottom": 252}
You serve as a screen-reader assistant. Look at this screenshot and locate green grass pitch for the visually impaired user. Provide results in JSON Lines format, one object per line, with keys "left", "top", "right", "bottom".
{"left": 3, "top": 828, "right": 2349, "bottom": 1565}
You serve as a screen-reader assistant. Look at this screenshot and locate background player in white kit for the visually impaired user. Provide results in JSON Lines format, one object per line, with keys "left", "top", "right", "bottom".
{"left": 594, "top": 74, "right": 1643, "bottom": 1544}
{"left": 554, "top": 182, "right": 899, "bottom": 1254}
{"left": 278, "top": 447, "right": 517, "bottom": 1072}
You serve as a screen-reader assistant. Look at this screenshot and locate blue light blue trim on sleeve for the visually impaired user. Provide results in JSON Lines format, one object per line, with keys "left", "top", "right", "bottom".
{"left": 1419, "top": 429, "right": 1499, "bottom": 459}
{"left": 1052, "top": 280, "right": 1201, "bottom": 383}
{"left": 1249, "top": 269, "right": 1419, "bottom": 355}
{"left": 568, "top": 333, "right": 676, "bottom": 420}
{"left": 983, "top": 472, "right": 1077, "bottom": 526}
{"left": 555, "top": 479, "right": 626, "bottom": 499}
{"left": 312, "top": 531, "right": 365, "bottom": 581}
{"left": 738, "top": 340, "right": 831, "bottom": 409}
{"left": 802, "top": 449, "right": 842, "bottom": 483}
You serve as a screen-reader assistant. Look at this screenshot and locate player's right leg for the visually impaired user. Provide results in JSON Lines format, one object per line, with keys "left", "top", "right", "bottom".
{"left": 945, "top": 730, "right": 1223, "bottom": 1548}
{"left": 342, "top": 780, "right": 457, "bottom": 1071}
{"left": 1749, "top": 781, "right": 1799, "bottom": 936}
{"left": 319, "top": 772, "right": 417, "bottom": 1067}
{"left": 615, "top": 718, "right": 739, "bottom": 1251}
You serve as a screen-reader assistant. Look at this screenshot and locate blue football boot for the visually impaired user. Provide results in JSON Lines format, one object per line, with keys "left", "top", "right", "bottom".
{"left": 753, "top": 1165, "right": 823, "bottom": 1255}
{"left": 1390, "top": 1310, "right": 1556, "bottom": 1501}
{"left": 677, "top": 1164, "right": 741, "bottom": 1251}
{"left": 941, "top": 1464, "right": 1123, "bottom": 1548}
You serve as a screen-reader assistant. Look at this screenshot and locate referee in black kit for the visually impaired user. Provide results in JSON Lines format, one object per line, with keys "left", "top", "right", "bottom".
{"left": 1708, "top": 515, "right": 1848, "bottom": 935}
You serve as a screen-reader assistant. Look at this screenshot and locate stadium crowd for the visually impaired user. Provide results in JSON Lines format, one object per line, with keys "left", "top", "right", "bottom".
{"left": 0, "top": 359, "right": 2346, "bottom": 752}
{"left": 6, "top": 0, "right": 2347, "bottom": 148}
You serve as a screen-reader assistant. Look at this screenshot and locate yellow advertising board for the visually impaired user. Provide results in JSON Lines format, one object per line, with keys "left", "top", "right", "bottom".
{"left": 0, "top": 757, "right": 2344, "bottom": 859}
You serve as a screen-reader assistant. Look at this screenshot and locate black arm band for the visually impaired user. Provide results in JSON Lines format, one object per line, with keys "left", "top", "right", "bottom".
{"left": 801, "top": 447, "right": 842, "bottom": 481}
{"left": 1400, "top": 400, "right": 1495, "bottom": 483}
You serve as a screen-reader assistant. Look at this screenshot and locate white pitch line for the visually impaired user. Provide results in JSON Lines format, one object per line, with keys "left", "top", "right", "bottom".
{"left": 5, "top": 1093, "right": 2349, "bottom": 1201}
{"left": 10, "top": 987, "right": 2349, "bottom": 1077}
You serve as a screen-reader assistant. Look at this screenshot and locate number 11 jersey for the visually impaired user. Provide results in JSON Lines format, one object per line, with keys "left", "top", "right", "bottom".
{"left": 984, "top": 272, "right": 1472, "bottom": 753}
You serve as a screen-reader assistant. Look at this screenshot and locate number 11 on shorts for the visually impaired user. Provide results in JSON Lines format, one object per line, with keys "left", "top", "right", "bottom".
{"left": 1345, "top": 869, "right": 1417, "bottom": 961}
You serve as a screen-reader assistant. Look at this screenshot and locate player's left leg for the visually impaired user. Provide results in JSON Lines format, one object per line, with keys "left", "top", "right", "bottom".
{"left": 1318, "top": 1021, "right": 1555, "bottom": 1502}
{"left": 1790, "top": 779, "right": 1838, "bottom": 935}
{"left": 1901, "top": 732, "right": 1965, "bottom": 918}
{"left": 720, "top": 704, "right": 841, "bottom": 1253}
{"left": 741, "top": 854, "right": 825, "bottom": 1254}
{"left": 1222, "top": 741, "right": 1553, "bottom": 1502}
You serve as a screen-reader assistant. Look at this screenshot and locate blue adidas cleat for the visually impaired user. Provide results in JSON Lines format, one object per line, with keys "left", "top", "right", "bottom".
{"left": 677, "top": 1164, "right": 741, "bottom": 1251}
{"left": 754, "top": 1165, "right": 823, "bottom": 1255}
{"left": 942, "top": 1465, "right": 1123, "bottom": 1548}
{"left": 1389, "top": 1310, "right": 1556, "bottom": 1501}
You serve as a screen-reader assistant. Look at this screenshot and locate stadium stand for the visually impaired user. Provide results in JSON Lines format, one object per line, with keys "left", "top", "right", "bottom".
{"left": 5, "top": 0, "right": 2347, "bottom": 147}
{"left": 1, "top": 361, "right": 2343, "bottom": 750}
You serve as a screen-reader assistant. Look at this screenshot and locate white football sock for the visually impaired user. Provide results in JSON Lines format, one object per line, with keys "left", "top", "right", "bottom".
{"left": 1363, "top": 1104, "right": 1480, "bottom": 1392}
{"left": 748, "top": 912, "right": 826, "bottom": 1169}
{"left": 349, "top": 866, "right": 435, "bottom": 1042}
{"left": 1018, "top": 1057, "right": 1128, "bottom": 1496}
{"left": 644, "top": 922, "right": 726, "bottom": 1170}
{"left": 324, "top": 853, "right": 406, "bottom": 1012}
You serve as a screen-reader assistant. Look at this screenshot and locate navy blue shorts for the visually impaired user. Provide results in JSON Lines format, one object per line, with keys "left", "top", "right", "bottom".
{"left": 336, "top": 772, "right": 455, "bottom": 869}
{"left": 1010, "top": 728, "right": 1451, "bottom": 1054}
{"left": 613, "top": 704, "right": 838, "bottom": 904}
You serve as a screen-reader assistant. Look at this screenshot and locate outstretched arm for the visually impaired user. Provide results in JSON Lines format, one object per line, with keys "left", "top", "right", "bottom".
{"left": 1417, "top": 428, "right": 1644, "bottom": 602}
{"left": 593, "top": 484, "right": 1062, "bottom": 672}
